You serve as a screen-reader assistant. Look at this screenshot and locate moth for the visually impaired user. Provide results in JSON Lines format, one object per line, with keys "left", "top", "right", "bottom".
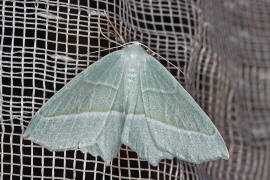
{"left": 24, "top": 43, "right": 229, "bottom": 166}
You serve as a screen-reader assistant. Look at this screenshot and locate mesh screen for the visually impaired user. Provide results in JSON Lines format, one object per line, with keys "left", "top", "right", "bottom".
{"left": 1, "top": 0, "right": 269, "bottom": 179}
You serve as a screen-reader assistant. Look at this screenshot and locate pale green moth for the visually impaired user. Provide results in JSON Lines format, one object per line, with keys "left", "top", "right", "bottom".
{"left": 24, "top": 43, "right": 229, "bottom": 166}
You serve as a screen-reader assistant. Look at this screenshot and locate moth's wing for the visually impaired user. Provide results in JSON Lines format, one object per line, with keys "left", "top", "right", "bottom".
{"left": 138, "top": 56, "right": 229, "bottom": 164}
{"left": 24, "top": 51, "right": 125, "bottom": 163}
{"left": 121, "top": 87, "right": 173, "bottom": 166}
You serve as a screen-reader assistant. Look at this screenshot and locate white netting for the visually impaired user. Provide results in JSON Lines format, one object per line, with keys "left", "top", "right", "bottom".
{"left": 1, "top": 0, "right": 269, "bottom": 179}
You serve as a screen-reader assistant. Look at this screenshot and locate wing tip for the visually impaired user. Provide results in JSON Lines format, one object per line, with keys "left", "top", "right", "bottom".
{"left": 222, "top": 150, "right": 230, "bottom": 161}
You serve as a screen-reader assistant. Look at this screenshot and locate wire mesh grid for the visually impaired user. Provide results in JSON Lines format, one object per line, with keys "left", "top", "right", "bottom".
{"left": 0, "top": 0, "right": 269, "bottom": 179}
